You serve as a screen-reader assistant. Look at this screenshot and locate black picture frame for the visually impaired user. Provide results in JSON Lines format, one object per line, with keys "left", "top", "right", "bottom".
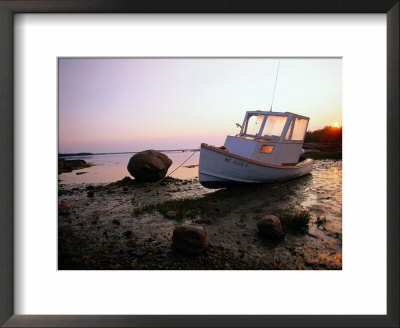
{"left": 0, "top": 1, "right": 398, "bottom": 327}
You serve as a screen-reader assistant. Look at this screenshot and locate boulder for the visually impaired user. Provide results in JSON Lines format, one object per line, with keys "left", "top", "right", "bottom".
{"left": 256, "top": 215, "right": 284, "bottom": 239}
{"left": 172, "top": 225, "right": 207, "bottom": 255}
{"left": 127, "top": 150, "right": 172, "bottom": 182}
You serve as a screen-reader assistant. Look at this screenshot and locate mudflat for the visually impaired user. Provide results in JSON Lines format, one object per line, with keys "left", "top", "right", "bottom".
{"left": 58, "top": 159, "right": 342, "bottom": 270}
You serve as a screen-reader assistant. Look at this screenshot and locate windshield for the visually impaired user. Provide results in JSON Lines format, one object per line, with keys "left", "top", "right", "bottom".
{"left": 244, "top": 114, "right": 265, "bottom": 136}
{"left": 262, "top": 115, "right": 288, "bottom": 138}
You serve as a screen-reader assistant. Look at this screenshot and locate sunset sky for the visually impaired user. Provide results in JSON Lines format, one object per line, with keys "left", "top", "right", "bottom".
{"left": 59, "top": 58, "right": 341, "bottom": 153}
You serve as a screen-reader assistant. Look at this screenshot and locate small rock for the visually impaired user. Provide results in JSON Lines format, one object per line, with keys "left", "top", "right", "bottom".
{"left": 172, "top": 225, "right": 207, "bottom": 255}
{"left": 186, "top": 211, "right": 195, "bottom": 218}
{"left": 87, "top": 190, "right": 94, "bottom": 197}
{"left": 131, "top": 249, "right": 146, "bottom": 258}
{"left": 112, "top": 219, "right": 120, "bottom": 225}
{"left": 308, "top": 233, "right": 319, "bottom": 239}
{"left": 130, "top": 258, "right": 138, "bottom": 268}
{"left": 316, "top": 216, "right": 326, "bottom": 225}
{"left": 256, "top": 215, "right": 284, "bottom": 239}
{"left": 194, "top": 217, "right": 214, "bottom": 224}
{"left": 124, "top": 230, "right": 132, "bottom": 237}
{"left": 166, "top": 210, "right": 177, "bottom": 219}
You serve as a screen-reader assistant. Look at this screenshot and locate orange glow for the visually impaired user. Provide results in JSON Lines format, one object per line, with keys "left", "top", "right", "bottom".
{"left": 332, "top": 122, "right": 339, "bottom": 128}
{"left": 260, "top": 145, "right": 274, "bottom": 153}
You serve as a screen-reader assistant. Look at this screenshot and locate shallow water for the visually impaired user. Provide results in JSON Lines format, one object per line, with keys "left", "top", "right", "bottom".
{"left": 59, "top": 150, "right": 200, "bottom": 184}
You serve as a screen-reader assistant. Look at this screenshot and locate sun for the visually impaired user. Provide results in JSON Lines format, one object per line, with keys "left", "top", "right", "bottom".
{"left": 332, "top": 122, "right": 339, "bottom": 128}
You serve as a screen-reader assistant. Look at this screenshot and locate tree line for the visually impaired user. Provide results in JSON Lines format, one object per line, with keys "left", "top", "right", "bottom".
{"left": 305, "top": 126, "right": 342, "bottom": 143}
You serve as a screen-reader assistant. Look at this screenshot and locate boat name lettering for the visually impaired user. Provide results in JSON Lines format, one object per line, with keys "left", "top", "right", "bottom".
{"left": 224, "top": 157, "right": 248, "bottom": 167}
{"left": 233, "top": 160, "right": 248, "bottom": 167}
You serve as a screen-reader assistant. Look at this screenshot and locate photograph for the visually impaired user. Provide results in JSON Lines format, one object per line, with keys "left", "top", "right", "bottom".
{"left": 58, "top": 57, "right": 342, "bottom": 270}
{"left": 1, "top": 0, "right": 397, "bottom": 325}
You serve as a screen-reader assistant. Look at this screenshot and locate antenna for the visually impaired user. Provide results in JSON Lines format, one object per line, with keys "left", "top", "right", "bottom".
{"left": 269, "top": 59, "right": 281, "bottom": 112}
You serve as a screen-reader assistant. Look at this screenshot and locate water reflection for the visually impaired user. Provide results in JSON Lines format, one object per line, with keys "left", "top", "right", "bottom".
{"left": 59, "top": 151, "right": 201, "bottom": 185}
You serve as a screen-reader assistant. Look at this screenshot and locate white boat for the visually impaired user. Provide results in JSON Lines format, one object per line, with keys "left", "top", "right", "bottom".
{"left": 199, "top": 111, "right": 313, "bottom": 188}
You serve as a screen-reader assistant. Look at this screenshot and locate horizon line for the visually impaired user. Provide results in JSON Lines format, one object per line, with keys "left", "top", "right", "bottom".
{"left": 58, "top": 149, "right": 200, "bottom": 157}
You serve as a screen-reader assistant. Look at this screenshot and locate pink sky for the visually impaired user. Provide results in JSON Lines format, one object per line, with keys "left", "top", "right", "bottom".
{"left": 59, "top": 58, "right": 341, "bottom": 153}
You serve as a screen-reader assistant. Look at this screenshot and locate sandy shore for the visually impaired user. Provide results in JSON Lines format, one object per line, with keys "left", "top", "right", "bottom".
{"left": 58, "top": 160, "right": 342, "bottom": 270}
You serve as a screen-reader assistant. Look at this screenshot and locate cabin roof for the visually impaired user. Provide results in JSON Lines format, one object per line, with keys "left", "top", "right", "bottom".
{"left": 245, "top": 110, "right": 309, "bottom": 120}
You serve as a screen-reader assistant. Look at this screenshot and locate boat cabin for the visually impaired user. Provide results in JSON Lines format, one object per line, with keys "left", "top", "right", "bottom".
{"left": 224, "top": 111, "right": 310, "bottom": 166}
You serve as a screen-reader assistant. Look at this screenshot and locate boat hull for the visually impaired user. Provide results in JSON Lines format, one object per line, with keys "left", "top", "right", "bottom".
{"left": 199, "top": 144, "right": 313, "bottom": 188}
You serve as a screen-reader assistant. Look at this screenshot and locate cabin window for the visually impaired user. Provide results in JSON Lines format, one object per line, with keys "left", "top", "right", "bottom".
{"left": 262, "top": 115, "right": 287, "bottom": 138}
{"left": 260, "top": 145, "right": 274, "bottom": 153}
{"left": 291, "top": 118, "right": 308, "bottom": 141}
{"left": 245, "top": 114, "right": 265, "bottom": 136}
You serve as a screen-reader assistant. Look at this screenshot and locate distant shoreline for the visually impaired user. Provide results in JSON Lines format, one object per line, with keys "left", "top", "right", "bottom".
{"left": 58, "top": 149, "right": 199, "bottom": 158}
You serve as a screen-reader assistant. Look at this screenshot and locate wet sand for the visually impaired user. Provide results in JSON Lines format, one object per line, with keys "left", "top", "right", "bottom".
{"left": 58, "top": 160, "right": 342, "bottom": 270}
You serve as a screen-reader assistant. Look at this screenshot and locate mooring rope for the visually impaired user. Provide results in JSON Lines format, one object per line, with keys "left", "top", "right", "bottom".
{"left": 59, "top": 148, "right": 200, "bottom": 232}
